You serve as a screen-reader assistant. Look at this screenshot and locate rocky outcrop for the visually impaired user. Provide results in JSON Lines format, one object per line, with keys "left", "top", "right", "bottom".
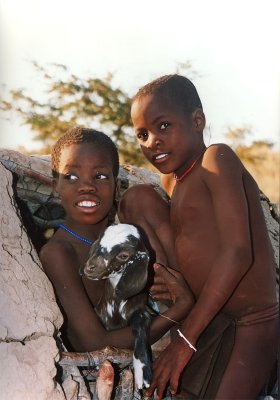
{"left": 0, "top": 149, "right": 278, "bottom": 400}
{"left": 0, "top": 161, "right": 64, "bottom": 400}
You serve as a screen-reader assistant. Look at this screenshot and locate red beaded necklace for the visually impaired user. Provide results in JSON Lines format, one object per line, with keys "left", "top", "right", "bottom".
{"left": 173, "top": 148, "right": 206, "bottom": 182}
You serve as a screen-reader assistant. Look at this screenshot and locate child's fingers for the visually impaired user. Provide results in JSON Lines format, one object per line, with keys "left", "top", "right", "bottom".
{"left": 154, "top": 264, "right": 183, "bottom": 288}
{"left": 149, "top": 284, "right": 172, "bottom": 302}
{"left": 145, "top": 372, "right": 159, "bottom": 397}
{"left": 149, "top": 282, "right": 168, "bottom": 292}
{"left": 169, "top": 371, "right": 180, "bottom": 396}
{"left": 152, "top": 275, "right": 165, "bottom": 285}
{"left": 154, "top": 263, "right": 174, "bottom": 279}
{"left": 152, "top": 264, "right": 169, "bottom": 287}
{"left": 165, "top": 266, "right": 182, "bottom": 278}
{"left": 153, "top": 263, "right": 195, "bottom": 305}
{"left": 145, "top": 374, "right": 166, "bottom": 400}
{"left": 160, "top": 264, "right": 193, "bottom": 292}
{"left": 155, "top": 383, "right": 166, "bottom": 400}
{"left": 154, "top": 263, "right": 180, "bottom": 278}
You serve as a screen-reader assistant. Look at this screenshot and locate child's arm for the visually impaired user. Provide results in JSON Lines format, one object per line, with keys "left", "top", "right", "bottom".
{"left": 40, "top": 239, "right": 128, "bottom": 351}
{"left": 40, "top": 241, "right": 193, "bottom": 352}
{"left": 146, "top": 144, "right": 254, "bottom": 399}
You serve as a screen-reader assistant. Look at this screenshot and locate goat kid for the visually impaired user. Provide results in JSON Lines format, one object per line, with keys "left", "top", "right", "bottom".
{"left": 81, "top": 223, "right": 153, "bottom": 390}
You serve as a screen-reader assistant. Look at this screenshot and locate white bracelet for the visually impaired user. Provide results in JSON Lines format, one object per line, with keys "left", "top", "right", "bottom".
{"left": 158, "top": 313, "right": 179, "bottom": 324}
{"left": 177, "top": 329, "right": 197, "bottom": 352}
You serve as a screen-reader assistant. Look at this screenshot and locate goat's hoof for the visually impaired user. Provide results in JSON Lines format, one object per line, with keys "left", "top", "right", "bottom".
{"left": 133, "top": 355, "right": 153, "bottom": 390}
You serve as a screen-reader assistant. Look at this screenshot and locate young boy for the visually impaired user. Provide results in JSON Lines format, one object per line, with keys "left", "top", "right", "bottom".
{"left": 39, "top": 126, "right": 193, "bottom": 353}
{"left": 119, "top": 75, "right": 279, "bottom": 399}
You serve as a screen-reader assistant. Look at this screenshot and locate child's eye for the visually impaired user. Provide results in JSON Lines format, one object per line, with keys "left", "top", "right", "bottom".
{"left": 96, "top": 172, "right": 108, "bottom": 180}
{"left": 65, "top": 173, "right": 78, "bottom": 180}
{"left": 136, "top": 129, "right": 148, "bottom": 142}
{"left": 160, "top": 122, "right": 170, "bottom": 130}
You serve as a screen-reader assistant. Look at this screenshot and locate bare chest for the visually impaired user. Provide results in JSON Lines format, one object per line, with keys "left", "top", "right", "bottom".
{"left": 170, "top": 178, "right": 213, "bottom": 236}
{"left": 170, "top": 179, "right": 219, "bottom": 294}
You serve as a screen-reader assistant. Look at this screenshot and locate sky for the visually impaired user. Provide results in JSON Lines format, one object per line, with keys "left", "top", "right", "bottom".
{"left": 0, "top": 0, "right": 279, "bottom": 151}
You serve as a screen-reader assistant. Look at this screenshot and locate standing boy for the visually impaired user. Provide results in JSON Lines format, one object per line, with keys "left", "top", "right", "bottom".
{"left": 120, "top": 75, "right": 278, "bottom": 399}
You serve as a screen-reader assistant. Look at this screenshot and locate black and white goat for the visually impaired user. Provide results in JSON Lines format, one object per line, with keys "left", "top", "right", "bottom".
{"left": 82, "top": 223, "right": 152, "bottom": 390}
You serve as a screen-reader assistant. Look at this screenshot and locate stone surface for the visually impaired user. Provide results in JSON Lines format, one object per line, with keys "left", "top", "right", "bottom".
{"left": 0, "top": 163, "right": 64, "bottom": 400}
{"left": 0, "top": 338, "right": 63, "bottom": 400}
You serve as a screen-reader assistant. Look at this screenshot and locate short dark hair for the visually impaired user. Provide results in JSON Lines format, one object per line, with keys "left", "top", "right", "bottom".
{"left": 133, "top": 74, "right": 203, "bottom": 114}
{"left": 51, "top": 127, "right": 119, "bottom": 178}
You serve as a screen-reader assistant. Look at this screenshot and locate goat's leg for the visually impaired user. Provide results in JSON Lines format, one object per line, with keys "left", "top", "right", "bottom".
{"left": 130, "top": 309, "right": 153, "bottom": 390}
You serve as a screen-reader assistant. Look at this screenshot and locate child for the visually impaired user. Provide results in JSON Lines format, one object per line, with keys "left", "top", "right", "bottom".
{"left": 119, "top": 75, "right": 279, "bottom": 399}
{"left": 39, "top": 126, "right": 194, "bottom": 353}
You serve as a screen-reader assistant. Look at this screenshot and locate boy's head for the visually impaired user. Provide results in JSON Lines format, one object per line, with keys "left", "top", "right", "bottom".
{"left": 51, "top": 127, "right": 119, "bottom": 178}
{"left": 131, "top": 74, "right": 206, "bottom": 176}
{"left": 132, "top": 74, "right": 203, "bottom": 114}
{"left": 52, "top": 127, "right": 119, "bottom": 228}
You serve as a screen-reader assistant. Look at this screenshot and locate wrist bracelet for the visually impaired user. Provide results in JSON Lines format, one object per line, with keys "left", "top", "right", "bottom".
{"left": 158, "top": 313, "right": 179, "bottom": 324}
{"left": 177, "top": 329, "right": 197, "bottom": 352}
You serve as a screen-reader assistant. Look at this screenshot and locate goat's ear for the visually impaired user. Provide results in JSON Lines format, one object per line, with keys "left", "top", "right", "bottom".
{"left": 115, "top": 252, "right": 149, "bottom": 299}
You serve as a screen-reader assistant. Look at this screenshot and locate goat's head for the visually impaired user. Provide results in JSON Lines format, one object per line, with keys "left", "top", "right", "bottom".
{"left": 82, "top": 224, "right": 150, "bottom": 299}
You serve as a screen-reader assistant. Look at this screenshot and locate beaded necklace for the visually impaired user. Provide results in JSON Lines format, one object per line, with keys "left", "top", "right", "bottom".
{"left": 173, "top": 148, "right": 206, "bottom": 182}
{"left": 59, "top": 224, "right": 94, "bottom": 245}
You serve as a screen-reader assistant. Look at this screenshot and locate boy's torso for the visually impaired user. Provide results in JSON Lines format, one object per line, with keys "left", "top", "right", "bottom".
{"left": 170, "top": 163, "right": 278, "bottom": 318}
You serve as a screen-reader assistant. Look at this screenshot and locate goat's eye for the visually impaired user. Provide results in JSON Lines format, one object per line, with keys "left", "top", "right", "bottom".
{"left": 116, "top": 252, "right": 130, "bottom": 262}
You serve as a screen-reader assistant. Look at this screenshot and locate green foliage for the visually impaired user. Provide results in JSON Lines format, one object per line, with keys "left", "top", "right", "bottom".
{"left": 1, "top": 60, "right": 197, "bottom": 165}
{"left": 0, "top": 61, "right": 146, "bottom": 165}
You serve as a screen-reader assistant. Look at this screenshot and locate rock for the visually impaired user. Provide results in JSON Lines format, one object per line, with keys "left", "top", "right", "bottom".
{"left": 0, "top": 162, "right": 64, "bottom": 400}
{"left": 1, "top": 337, "right": 63, "bottom": 400}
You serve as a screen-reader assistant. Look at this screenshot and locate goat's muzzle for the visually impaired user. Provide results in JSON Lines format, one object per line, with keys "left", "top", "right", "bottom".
{"left": 83, "top": 256, "right": 110, "bottom": 280}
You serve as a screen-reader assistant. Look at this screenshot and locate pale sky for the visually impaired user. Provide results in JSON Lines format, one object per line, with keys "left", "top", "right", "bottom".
{"left": 0, "top": 0, "right": 279, "bottom": 151}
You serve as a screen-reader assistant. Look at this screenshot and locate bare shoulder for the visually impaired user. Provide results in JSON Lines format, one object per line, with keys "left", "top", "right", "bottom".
{"left": 40, "top": 236, "right": 75, "bottom": 261}
{"left": 39, "top": 237, "right": 76, "bottom": 273}
{"left": 202, "top": 143, "right": 243, "bottom": 173}
{"left": 204, "top": 143, "right": 238, "bottom": 159}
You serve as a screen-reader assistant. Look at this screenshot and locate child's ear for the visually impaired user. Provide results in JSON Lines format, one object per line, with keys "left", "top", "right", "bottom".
{"left": 193, "top": 109, "right": 206, "bottom": 132}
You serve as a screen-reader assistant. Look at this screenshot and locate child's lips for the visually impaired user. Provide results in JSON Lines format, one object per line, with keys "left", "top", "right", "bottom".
{"left": 75, "top": 199, "right": 100, "bottom": 211}
{"left": 77, "top": 200, "right": 98, "bottom": 207}
{"left": 153, "top": 152, "right": 170, "bottom": 163}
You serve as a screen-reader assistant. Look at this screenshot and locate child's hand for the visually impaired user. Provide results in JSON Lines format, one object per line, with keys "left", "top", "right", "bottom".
{"left": 145, "top": 338, "right": 194, "bottom": 399}
{"left": 149, "top": 263, "right": 194, "bottom": 307}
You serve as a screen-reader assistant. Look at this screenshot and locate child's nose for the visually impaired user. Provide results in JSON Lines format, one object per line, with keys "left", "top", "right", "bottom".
{"left": 146, "top": 133, "right": 161, "bottom": 149}
{"left": 78, "top": 178, "right": 97, "bottom": 192}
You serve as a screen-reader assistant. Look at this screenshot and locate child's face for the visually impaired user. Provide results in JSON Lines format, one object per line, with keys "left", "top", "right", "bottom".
{"left": 131, "top": 93, "right": 205, "bottom": 176}
{"left": 54, "top": 142, "right": 116, "bottom": 227}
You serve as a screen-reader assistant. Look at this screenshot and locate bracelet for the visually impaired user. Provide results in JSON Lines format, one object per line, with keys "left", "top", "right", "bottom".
{"left": 158, "top": 313, "right": 180, "bottom": 324}
{"left": 177, "top": 329, "right": 197, "bottom": 352}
